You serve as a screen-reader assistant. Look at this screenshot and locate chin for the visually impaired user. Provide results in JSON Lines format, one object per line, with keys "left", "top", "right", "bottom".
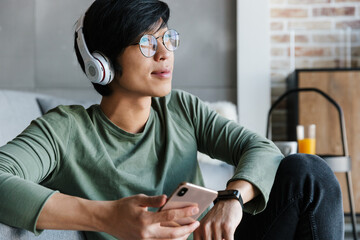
{"left": 153, "top": 85, "right": 172, "bottom": 97}
{"left": 154, "top": 90, "right": 171, "bottom": 97}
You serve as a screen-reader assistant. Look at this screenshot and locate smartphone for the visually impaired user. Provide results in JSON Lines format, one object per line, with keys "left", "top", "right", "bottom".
{"left": 158, "top": 182, "right": 218, "bottom": 225}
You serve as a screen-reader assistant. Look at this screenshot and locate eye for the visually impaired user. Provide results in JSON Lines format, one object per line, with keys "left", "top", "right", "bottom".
{"left": 140, "top": 36, "right": 150, "bottom": 46}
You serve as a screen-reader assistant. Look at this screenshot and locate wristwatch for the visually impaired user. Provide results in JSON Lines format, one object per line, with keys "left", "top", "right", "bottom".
{"left": 213, "top": 189, "right": 244, "bottom": 209}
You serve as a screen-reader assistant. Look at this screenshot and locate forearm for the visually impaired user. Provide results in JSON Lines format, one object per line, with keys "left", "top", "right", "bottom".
{"left": 0, "top": 172, "right": 57, "bottom": 233}
{"left": 37, "top": 192, "right": 109, "bottom": 233}
{"left": 38, "top": 193, "right": 201, "bottom": 240}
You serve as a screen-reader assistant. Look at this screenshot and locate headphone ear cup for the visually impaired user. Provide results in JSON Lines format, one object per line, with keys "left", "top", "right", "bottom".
{"left": 75, "top": 15, "right": 114, "bottom": 85}
{"left": 91, "top": 52, "right": 115, "bottom": 85}
{"left": 84, "top": 58, "right": 103, "bottom": 84}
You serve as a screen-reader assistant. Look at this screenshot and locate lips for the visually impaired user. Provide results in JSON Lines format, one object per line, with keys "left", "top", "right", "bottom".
{"left": 151, "top": 69, "right": 172, "bottom": 78}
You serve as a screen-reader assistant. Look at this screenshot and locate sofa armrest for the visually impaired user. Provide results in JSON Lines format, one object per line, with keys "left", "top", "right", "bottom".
{"left": 0, "top": 222, "right": 86, "bottom": 240}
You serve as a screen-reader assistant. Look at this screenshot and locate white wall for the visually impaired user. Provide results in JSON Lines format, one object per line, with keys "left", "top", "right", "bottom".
{"left": 237, "top": 0, "right": 271, "bottom": 136}
{"left": 0, "top": 0, "right": 98, "bottom": 101}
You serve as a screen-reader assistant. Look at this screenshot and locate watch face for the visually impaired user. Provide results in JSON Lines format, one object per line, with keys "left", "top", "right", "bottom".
{"left": 214, "top": 190, "right": 244, "bottom": 208}
{"left": 217, "top": 190, "right": 240, "bottom": 200}
{"left": 218, "top": 190, "right": 239, "bottom": 197}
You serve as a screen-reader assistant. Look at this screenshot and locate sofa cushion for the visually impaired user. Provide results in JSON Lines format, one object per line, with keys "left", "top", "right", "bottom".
{"left": 0, "top": 222, "right": 86, "bottom": 240}
{"left": 0, "top": 90, "right": 43, "bottom": 146}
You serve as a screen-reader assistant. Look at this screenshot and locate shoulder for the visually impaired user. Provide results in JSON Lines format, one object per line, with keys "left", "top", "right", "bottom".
{"left": 34, "top": 105, "right": 95, "bottom": 130}
{"left": 42, "top": 105, "right": 90, "bottom": 120}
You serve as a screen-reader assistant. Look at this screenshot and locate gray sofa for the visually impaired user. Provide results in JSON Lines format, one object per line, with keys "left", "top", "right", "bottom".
{"left": 0, "top": 89, "right": 235, "bottom": 239}
{"left": 0, "top": 224, "right": 86, "bottom": 240}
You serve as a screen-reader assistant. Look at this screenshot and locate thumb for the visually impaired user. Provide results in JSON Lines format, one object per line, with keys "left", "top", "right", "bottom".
{"left": 135, "top": 194, "right": 167, "bottom": 208}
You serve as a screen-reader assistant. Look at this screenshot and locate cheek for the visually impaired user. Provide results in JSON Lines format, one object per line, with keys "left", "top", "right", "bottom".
{"left": 117, "top": 47, "right": 149, "bottom": 75}
{"left": 119, "top": 60, "right": 152, "bottom": 86}
{"left": 121, "top": 56, "right": 150, "bottom": 76}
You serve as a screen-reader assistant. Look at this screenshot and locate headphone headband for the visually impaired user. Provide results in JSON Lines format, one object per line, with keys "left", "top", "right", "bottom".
{"left": 75, "top": 14, "right": 85, "bottom": 32}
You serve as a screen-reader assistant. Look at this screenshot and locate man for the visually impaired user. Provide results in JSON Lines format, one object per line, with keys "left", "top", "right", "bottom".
{"left": 0, "top": 1, "right": 343, "bottom": 239}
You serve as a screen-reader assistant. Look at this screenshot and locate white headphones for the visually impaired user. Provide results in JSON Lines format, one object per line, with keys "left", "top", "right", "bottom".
{"left": 75, "top": 15, "right": 114, "bottom": 85}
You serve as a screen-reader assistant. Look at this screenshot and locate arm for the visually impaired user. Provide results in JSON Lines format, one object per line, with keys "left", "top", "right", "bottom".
{"left": 37, "top": 192, "right": 200, "bottom": 240}
{"left": 0, "top": 114, "right": 65, "bottom": 233}
{"left": 177, "top": 92, "right": 283, "bottom": 239}
{"left": 180, "top": 91, "right": 283, "bottom": 212}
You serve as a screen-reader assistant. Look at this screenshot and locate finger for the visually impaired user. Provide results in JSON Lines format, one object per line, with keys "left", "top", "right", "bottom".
{"left": 148, "top": 232, "right": 192, "bottom": 240}
{"left": 151, "top": 221, "right": 200, "bottom": 239}
{"left": 153, "top": 205, "right": 199, "bottom": 224}
{"left": 160, "top": 221, "right": 182, "bottom": 227}
{"left": 135, "top": 194, "right": 167, "bottom": 208}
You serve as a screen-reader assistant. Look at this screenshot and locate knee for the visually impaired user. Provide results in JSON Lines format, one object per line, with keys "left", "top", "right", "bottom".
{"left": 278, "top": 154, "right": 340, "bottom": 188}
{"left": 281, "top": 153, "right": 330, "bottom": 173}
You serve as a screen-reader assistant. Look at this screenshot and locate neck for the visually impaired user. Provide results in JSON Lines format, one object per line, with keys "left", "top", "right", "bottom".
{"left": 100, "top": 92, "right": 152, "bottom": 134}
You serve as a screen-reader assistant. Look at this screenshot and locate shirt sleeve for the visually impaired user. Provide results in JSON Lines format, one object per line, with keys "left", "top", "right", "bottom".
{"left": 0, "top": 107, "right": 72, "bottom": 234}
{"left": 176, "top": 91, "right": 284, "bottom": 214}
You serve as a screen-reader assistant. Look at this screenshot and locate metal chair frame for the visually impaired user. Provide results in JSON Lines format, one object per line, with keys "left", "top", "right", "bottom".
{"left": 266, "top": 87, "right": 358, "bottom": 239}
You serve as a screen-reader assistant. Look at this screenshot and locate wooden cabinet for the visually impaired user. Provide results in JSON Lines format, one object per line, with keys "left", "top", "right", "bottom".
{"left": 287, "top": 68, "right": 360, "bottom": 213}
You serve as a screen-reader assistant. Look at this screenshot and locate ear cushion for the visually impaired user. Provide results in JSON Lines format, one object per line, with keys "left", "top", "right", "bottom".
{"left": 84, "top": 58, "right": 103, "bottom": 84}
{"left": 91, "top": 52, "right": 115, "bottom": 85}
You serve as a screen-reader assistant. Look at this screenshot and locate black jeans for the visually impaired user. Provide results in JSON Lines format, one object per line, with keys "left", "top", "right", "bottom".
{"left": 235, "top": 154, "right": 344, "bottom": 240}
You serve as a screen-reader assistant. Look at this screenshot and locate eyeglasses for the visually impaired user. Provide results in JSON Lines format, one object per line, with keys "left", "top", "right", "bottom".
{"left": 132, "top": 29, "right": 180, "bottom": 58}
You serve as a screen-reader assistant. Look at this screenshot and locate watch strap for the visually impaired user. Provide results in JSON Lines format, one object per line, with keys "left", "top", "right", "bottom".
{"left": 213, "top": 190, "right": 244, "bottom": 209}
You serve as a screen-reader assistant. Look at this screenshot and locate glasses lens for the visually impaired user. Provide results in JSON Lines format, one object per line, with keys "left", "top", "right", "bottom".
{"left": 139, "top": 35, "right": 157, "bottom": 57}
{"left": 163, "top": 29, "right": 180, "bottom": 51}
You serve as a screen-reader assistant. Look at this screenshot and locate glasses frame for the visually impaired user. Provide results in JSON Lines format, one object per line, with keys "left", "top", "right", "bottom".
{"left": 132, "top": 29, "right": 180, "bottom": 58}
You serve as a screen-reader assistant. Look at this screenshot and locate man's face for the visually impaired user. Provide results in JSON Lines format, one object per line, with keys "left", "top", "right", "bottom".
{"left": 110, "top": 27, "right": 175, "bottom": 98}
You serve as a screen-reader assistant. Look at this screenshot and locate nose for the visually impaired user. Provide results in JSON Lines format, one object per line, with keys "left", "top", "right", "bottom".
{"left": 153, "top": 38, "right": 171, "bottom": 61}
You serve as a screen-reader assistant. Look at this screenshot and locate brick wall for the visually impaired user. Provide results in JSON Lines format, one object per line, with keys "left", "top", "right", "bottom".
{"left": 269, "top": 0, "right": 360, "bottom": 140}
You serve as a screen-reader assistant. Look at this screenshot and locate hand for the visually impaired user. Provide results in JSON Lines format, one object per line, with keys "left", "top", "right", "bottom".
{"left": 102, "top": 194, "right": 200, "bottom": 240}
{"left": 193, "top": 199, "right": 242, "bottom": 240}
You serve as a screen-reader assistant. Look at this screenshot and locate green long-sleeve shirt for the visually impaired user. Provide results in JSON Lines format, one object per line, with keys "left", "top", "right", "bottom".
{"left": 0, "top": 90, "right": 283, "bottom": 239}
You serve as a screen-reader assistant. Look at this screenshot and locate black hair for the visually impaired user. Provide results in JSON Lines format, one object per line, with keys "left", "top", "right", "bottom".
{"left": 74, "top": 0, "right": 170, "bottom": 96}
